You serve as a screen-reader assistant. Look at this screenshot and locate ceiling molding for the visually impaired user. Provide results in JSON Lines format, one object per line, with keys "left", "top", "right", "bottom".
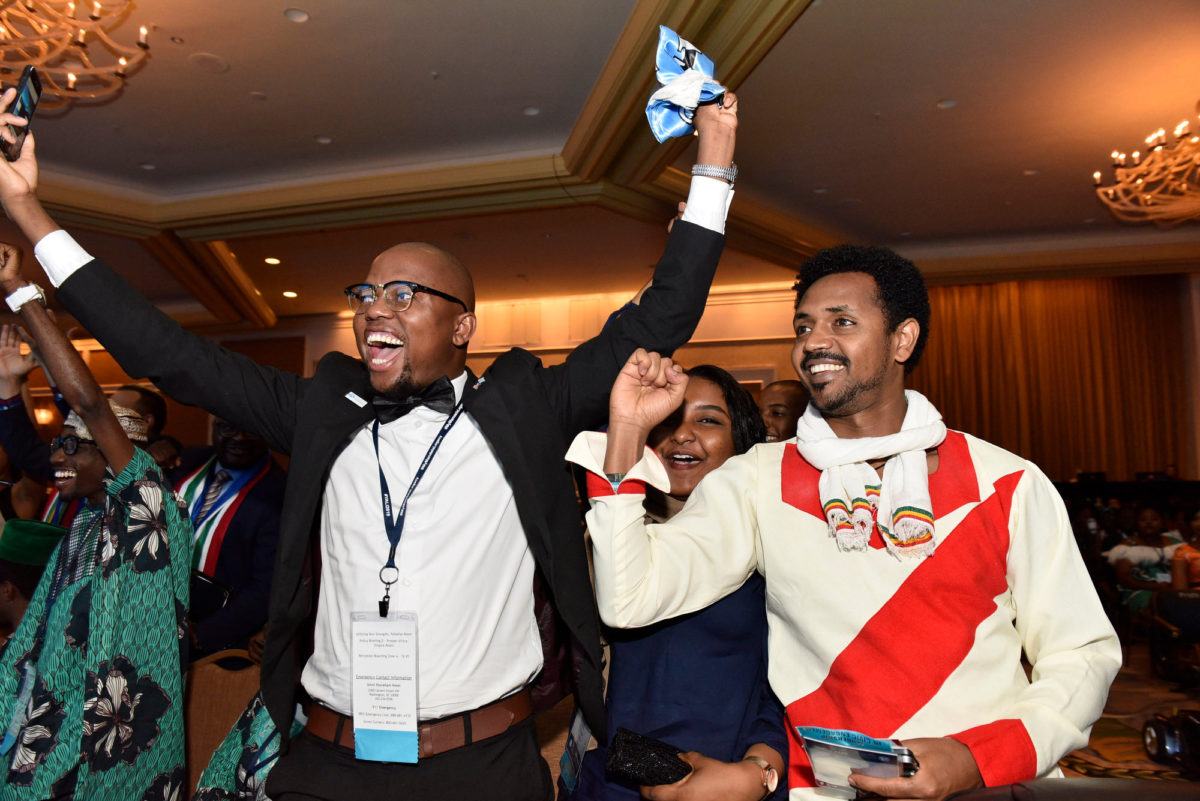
{"left": 139, "top": 232, "right": 244, "bottom": 324}
{"left": 40, "top": 155, "right": 579, "bottom": 237}
{"left": 138, "top": 232, "right": 276, "bottom": 327}
{"left": 560, "top": 0, "right": 696, "bottom": 181}
{"left": 650, "top": 166, "right": 845, "bottom": 267}
{"left": 181, "top": 240, "right": 278, "bottom": 328}
{"left": 916, "top": 241, "right": 1200, "bottom": 286}
{"left": 604, "top": 0, "right": 814, "bottom": 188}
{"left": 174, "top": 179, "right": 615, "bottom": 240}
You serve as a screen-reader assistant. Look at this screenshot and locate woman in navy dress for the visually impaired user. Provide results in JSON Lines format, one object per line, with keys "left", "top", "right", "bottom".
{"left": 569, "top": 365, "right": 787, "bottom": 800}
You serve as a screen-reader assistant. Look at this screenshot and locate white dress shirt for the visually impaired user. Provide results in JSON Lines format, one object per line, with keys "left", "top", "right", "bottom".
{"left": 302, "top": 372, "right": 542, "bottom": 718}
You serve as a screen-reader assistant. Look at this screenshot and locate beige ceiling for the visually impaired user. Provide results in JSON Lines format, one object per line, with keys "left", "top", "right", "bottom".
{"left": 5, "top": 0, "right": 1199, "bottom": 330}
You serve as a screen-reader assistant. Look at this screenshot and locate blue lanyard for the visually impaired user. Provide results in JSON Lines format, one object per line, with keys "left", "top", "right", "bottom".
{"left": 372, "top": 403, "right": 463, "bottom": 616}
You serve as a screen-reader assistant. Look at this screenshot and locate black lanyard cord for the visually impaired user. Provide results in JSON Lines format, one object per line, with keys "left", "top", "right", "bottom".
{"left": 371, "top": 403, "right": 464, "bottom": 616}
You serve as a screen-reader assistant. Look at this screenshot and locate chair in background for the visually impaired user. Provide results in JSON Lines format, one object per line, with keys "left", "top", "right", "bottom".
{"left": 185, "top": 649, "right": 260, "bottom": 792}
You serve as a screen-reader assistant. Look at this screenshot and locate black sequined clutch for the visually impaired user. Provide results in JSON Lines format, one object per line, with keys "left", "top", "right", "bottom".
{"left": 605, "top": 727, "right": 693, "bottom": 787}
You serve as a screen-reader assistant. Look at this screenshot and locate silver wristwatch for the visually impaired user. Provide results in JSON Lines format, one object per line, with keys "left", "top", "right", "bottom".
{"left": 5, "top": 282, "right": 45, "bottom": 313}
{"left": 691, "top": 162, "right": 737, "bottom": 185}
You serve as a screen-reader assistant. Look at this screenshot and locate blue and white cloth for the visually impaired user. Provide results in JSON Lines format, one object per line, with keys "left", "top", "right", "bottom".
{"left": 645, "top": 25, "right": 726, "bottom": 143}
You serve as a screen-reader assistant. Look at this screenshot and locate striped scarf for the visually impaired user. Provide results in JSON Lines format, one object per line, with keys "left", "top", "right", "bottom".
{"left": 41, "top": 489, "right": 80, "bottom": 528}
{"left": 795, "top": 390, "right": 946, "bottom": 560}
{"left": 175, "top": 456, "right": 270, "bottom": 575}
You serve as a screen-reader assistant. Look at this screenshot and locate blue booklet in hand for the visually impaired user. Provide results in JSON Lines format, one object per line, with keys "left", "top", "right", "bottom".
{"left": 795, "top": 726, "right": 919, "bottom": 799}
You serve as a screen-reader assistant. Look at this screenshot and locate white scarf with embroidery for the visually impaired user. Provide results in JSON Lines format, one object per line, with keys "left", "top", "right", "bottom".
{"left": 795, "top": 390, "right": 947, "bottom": 560}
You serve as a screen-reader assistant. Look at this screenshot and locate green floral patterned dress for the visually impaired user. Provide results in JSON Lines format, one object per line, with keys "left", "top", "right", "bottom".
{"left": 0, "top": 448, "right": 191, "bottom": 800}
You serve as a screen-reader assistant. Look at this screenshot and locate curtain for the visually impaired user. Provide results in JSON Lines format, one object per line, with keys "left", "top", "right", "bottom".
{"left": 908, "top": 274, "right": 1188, "bottom": 482}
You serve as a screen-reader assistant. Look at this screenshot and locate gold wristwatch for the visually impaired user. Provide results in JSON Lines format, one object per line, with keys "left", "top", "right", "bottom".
{"left": 743, "top": 754, "right": 779, "bottom": 798}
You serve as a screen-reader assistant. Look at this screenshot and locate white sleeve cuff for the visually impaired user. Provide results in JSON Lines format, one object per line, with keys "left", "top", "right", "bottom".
{"left": 680, "top": 176, "right": 734, "bottom": 234}
{"left": 34, "top": 230, "right": 93, "bottom": 288}
{"left": 564, "top": 431, "right": 672, "bottom": 493}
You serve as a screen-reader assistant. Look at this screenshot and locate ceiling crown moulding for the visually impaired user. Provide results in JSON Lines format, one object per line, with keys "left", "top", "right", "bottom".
{"left": 915, "top": 241, "right": 1200, "bottom": 286}
{"left": 561, "top": 0, "right": 813, "bottom": 184}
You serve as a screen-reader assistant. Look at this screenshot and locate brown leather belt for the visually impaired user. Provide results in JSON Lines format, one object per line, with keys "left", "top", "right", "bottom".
{"left": 304, "top": 689, "right": 533, "bottom": 758}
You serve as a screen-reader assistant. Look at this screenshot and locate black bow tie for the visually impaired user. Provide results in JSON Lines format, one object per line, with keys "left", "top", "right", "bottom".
{"left": 372, "top": 376, "right": 456, "bottom": 423}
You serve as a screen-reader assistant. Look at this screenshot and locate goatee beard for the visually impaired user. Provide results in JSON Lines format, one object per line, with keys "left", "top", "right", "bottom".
{"left": 811, "top": 365, "right": 886, "bottom": 416}
{"left": 375, "top": 366, "right": 420, "bottom": 402}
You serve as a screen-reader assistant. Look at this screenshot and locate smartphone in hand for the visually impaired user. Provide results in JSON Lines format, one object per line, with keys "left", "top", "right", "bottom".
{"left": 2, "top": 66, "right": 41, "bottom": 162}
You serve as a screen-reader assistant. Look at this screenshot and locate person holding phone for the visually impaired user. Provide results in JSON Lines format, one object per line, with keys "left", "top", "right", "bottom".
{"left": 0, "top": 229, "right": 191, "bottom": 798}
{"left": 568, "top": 245, "right": 1121, "bottom": 800}
{"left": 2, "top": 66, "right": 39, "bottom": 163}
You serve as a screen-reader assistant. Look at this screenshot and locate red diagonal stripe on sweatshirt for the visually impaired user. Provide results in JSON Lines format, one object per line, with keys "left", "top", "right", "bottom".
{"left": 784, "top": 469, "right": 1024, "bottom": 788}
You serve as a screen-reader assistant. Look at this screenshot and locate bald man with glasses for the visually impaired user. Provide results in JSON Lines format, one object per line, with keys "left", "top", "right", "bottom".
{"left": 0, "top": 89, "right": 742, "bottom": 800}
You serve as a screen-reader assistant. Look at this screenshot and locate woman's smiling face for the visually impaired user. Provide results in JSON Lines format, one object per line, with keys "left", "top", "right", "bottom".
{"left": 650, "top": 377, "right": 737, "bottom": 499}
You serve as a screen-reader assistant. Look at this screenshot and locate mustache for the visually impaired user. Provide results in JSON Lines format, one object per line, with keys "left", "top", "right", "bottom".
{"left": 801, "top": 351, "right": 849, "bottom": 370}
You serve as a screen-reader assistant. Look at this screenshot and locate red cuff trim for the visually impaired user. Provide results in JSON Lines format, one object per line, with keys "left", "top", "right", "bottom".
{"left": 583, "top": 470, "right": 648, "bottom": 499}
{"left": 950, "top": 719, "right": 1037, "bottom": 786}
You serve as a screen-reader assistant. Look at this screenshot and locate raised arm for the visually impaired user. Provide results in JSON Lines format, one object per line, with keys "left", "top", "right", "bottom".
{"left": 543, "top": 94, "right": 738, "bottom": 435}
{"left": 565, "top": 349, "right": 758, "bottom": 627}
{"left": 0, "top": 98, "right": 302, "bottom": 452}
{"left": 0, "top": 321, "right": 54, "bottom": 481}
{"left": 0, "top": 244, "right": 133, "bottom": 474}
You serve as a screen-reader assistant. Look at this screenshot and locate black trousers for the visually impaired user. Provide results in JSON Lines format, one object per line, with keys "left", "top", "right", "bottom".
{"left": 265, "top": 718, "right": 553, "bottom": 801}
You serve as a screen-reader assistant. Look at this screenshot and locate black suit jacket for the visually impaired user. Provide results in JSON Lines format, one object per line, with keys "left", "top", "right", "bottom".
{"left": 57, "top": 220, "right": 724, "bottom": 738}
{"left": 171, "top": 448, "right": 287, "bottom": 656}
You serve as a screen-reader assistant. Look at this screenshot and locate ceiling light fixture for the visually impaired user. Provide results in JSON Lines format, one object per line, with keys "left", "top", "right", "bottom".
{"left": 264, "top": 257, "right": 280, "bottom": 265}
{"left": 1094, "top": 99, "right": 1200, "bottom": 227}
{"left": 0, "top": 0, "right": 151, "bottom": 109}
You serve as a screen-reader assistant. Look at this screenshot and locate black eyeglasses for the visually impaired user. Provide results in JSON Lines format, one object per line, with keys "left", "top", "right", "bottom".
{"left": 50, "top": 434, "right": 97, "bottom": 455}
{"left": 344, "top": 281, "right": 468, "bottom": 314}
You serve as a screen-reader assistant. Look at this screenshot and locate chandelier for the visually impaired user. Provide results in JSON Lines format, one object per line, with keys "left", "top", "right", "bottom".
{"left": 0, "top": 0, "right": 150, "bottom": 110}
{"left": 1093, "top": 100, "right": 1200, "bottom": 227}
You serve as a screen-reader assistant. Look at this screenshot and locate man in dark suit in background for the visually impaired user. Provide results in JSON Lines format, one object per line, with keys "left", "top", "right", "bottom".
{"left": 173, "top": 417, "right": 285, "bottom": 658}
{"left": 0, "top": 91, "right": 739, "bottom": 800}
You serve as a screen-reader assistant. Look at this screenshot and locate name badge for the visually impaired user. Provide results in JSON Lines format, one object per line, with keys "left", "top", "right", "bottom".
{"left": 558, "top": 707, "right": 593, "bottom": 793}
{"left": 351, "top": 610, "right": 419, "bottom": 763}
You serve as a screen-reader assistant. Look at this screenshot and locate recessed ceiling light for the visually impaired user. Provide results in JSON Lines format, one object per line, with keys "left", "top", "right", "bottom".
{"left": 282, "top": 291, "right": 298, "bottom": 298}
{"left": 812, "top": 187, "right": 829, "bottom": 194}
{"left": 187, "top": 52, "right": 230, "bottom": 74}
{"left": 430, "top": 70, "right": 440, "bottom": 80}
{"left": 284, "top": 8, "right": 309, "bottom": 23}
{"left": 250, "top": 91, "right": 268, "bottom": 101}
{"left": 170, "top": 36, "right": 184, "bottom": 45}
{"left": 314, "top": 135, "right": 333, "bottom": 145}
{"left": 1023, "top": 168, "right": 1040, "bottom": 177}
{"left": 522, "top": 106, "right": 540, "bottom": 117}
{"left": 1082, "top": 218, "right": 1096, "bottom": 224}
{"left": 899, "top": 231, "right": 912, "bottom": 237}
{"left": 936, "top": 99, "right": 957, "bottom": 110}
{"left": 264, "top": 257, "right": 280, "bottom": 265}
{"left": 139, "top": 162, "right": 156, "bottom": 170}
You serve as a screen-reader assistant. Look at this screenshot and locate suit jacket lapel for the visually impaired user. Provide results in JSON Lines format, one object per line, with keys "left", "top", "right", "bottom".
{"left": 462, "top": 368, "right": 551, "bottom": 569}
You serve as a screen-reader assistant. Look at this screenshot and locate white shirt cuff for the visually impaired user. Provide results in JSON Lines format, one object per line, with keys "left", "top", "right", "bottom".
{"left": 34, "top": 230, "right": 93, "bottom": 288}
{"left": 680, "top": 176, "right": 734, "bottom": 234}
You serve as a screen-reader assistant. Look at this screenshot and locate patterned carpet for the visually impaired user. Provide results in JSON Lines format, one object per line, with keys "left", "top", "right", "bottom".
{"left": 1059, "top": 642, "right": 1199, "bottom": 782}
